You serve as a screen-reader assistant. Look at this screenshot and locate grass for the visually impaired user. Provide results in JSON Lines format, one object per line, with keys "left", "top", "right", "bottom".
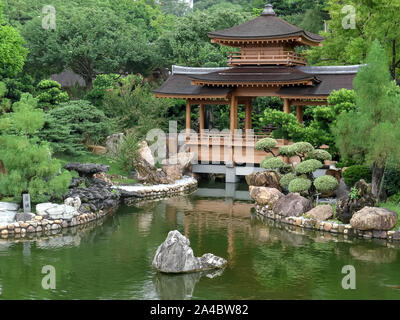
{"left": 56, "top": 153, "right": 138, "bottom": 184}
{"left": 379, "top": 201, "right": 400, "bottom": 230}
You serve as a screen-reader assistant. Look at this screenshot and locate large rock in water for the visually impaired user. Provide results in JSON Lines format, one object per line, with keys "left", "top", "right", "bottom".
{"left": 249, "top": 186, "right": 283, "bottom": 209}
{"left": 350, "top": 207, "right": 398, "bottom": 231}
{"left": 273, "top": 193, "right": 313, "bottom": 217}
{"left": 245, "top": 171, "right": 281, "bottom": 191}
{"left": 305, "top": 205, "right": 333, "bottom": 221}
{"left": 337, "top": 179, "right": 377, "bottom": 224}
{"left": 162, "top": 152, "right": 196, "bottom": 174}
{"left": 152, "top": 230, "right": 227, "bottom": 273}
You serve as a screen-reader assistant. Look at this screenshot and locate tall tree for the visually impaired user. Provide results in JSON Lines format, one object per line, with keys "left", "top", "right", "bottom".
{"left": 333, "top": 41, "right": 400, "bottom": 197}
{"left": 307, "top": 0, "right": 400, "bottom": 81}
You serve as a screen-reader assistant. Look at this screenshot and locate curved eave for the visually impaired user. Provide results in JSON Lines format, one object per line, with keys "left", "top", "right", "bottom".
{"left": 153, "top": 92, "right": 230, "bottom": 100}
{"left": 190, "top": 79, "right": 317, "bottom": 88}
{"left": 209, "top": 35, "right": 323, "bottom": 47}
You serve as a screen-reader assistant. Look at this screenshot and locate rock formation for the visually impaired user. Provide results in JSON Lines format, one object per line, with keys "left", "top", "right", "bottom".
{"left": 245, "top": 171, "right": 281, "bottom": 191}
{"left": 305, "top": 205, "right": 334, "bottom": 221}
{"left": 249, "top": 186, "right": 283, "bottom": 209}
{"left": 350, "top": 207, "right": 398, "bottom": 231}
{"left": 152, "top": 230, "right": 227, "bottom": 273}
{"left": 337, "top": 179, "right": 377, "bottom": 224}
{"left": 273, "top": 193, "right": 313, "bottom": 217}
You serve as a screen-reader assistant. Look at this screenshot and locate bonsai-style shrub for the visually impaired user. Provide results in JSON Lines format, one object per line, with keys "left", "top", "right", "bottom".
{"left": 258, "top": 138, "right": 339, "bottom": 198}
{"left": 36, "top": 80, "right": 69, "bottom": 109}
{"left": 39, "top": 100, "right": 111, "bottom": 155}
{"left": 314, "top": 175, "right": 339, "bottom": 193}
{"left": 342, "top": 165, "right": 372, "bottom": 187}
{"left": 295, "top": 159, "right": 323, "bottom": 175}
{"left": 288, "top": 178, "right": 312, "bottom": 193}
{"left": 280, "top": 172, "right": 297, "bottom": 189}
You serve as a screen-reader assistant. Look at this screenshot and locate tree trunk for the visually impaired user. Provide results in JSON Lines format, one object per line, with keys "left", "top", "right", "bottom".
{"left": 371, "top": 162, "right": 385, "bottom": 198}
{"left": 391, "top": 40, "right": 397, "bottom": 81}
{"left": 0, "top": 160, "right": 6, "bottom": 175}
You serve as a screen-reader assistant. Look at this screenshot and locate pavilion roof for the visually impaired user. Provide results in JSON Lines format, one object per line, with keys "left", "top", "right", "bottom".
{"left": 189, "top": 66, "right": 319, "bottom": 86}
{"left": 208, "top": 4, "right": 325, "bottom": 45}
{"left": 153, "top": 65, "right": 361, "bottom": 99}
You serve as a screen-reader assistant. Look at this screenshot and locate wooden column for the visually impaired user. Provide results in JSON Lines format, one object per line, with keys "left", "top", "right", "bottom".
{"left": 296, "top": 105, "right": 304, "bottom": 124}
{"left": 245, "top": 99, "right": 252, "bottom": 132}
{"left": 283, "top": 98, "right": 291, "bottom": 114}
{"left": 199, "top": 104, "right": 205, "bottom": 133}
{"left": 186, "top": 101, "right": 191, "bottom": 133}
{"left": 230, "top": 96, "right": 238, "bottom": 133}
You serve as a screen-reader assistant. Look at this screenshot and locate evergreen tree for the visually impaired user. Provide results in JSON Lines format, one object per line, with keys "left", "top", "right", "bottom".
{"left": 333, "top": 41, "right": 400, "bottom": 198}
{"left": 0, "top": 94, "right": 71, "bottom": 203}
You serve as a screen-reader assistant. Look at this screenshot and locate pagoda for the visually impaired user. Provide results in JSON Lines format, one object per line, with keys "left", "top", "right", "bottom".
{"left": 154, "top": 3, "right": 359, "bottom": 177}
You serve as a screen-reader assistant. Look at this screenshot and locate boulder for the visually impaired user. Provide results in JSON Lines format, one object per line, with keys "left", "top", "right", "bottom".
{"left": 162, "top": 165, "right": 183, "bottom": 183}
{"left": 305, "top": 205, "right": 334, "bottom": 221}
{"left": 88, "top": 145, "right": 107, "bottom": 155}
{"left": 337, "top": 179, "right": 376, "bottom": 224}
{"left": 152, "top": 230, "right": 227, "bottom": 273}
{"left": 64, "top": 197, "right": 82, "bottom": 211}
{"left": 325, "top": 169, "right": 342, "bottom": 182}
{"left": 36, "top": 203, "right": 79, "bottom": 221}
{"left": 106, "top": 133, "right": 124, "bottom": 157}
{"left": 15, "top": 212, "right": 35, "bottom": 222}
{"left": 245, "top": 171, "right": 281, "bottom": 190}
{"left": 0, "top": 211, "right": 16, "bottom": 226}
{"left": 273, "top": 193, "right": 313, "bottom": 217}
{"left": 249, "top": 186, "right": 283, "bottom": 209}
{"left": 0, "top": 202, "right": 19, "bottom": 226}
{"left": 350, "top": 207, "right": 398, "bottom": 231}
{"left": 133, "top": 141, "right": 170, "bottom": 185}
{"left": 0, "top": 202, "right": 19, "bottom": 212}
{"left": 162, "top": 152, "right": 196, "bottom": 174}
{"left": 64, "top": 163, "right": 110, "bottom": 177}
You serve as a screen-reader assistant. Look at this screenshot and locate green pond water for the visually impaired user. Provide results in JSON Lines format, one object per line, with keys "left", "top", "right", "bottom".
{"left": 1, "top": 183, "right": 400, "bottom": 300}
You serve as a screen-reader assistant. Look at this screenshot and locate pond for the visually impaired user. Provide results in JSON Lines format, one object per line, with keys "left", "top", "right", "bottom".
{"left": 1, "top": 182, "right": 400, "bottom": 300}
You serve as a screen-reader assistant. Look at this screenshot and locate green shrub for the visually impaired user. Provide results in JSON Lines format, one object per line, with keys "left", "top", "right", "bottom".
{"left": 295, "top": 159, "right": 323, "bottom": 174}
{"left": 289, "top": 142, "right": 314, "bottom": 156}
{"left": 0, "top": 95, "right": 71, "bottom": 203}
{"left": 261, "top": 157, "right": 285, "bottom": 170}
{"left": 280, "top": 172, "right": 297, "bottom": 189}
{"left": 278, "top": 145, "right": 296, "bottom": 157}
{"left": 314, "top": 175, "right": 339, "bottom": 192}
{"left": 39, "top": 100, "right": 111, "bottom": 155}
{"left": 308, "top": 149, "right": 332, "bottom": 162}
{"left": 36, "top": 80, "right": 69, "bottom": 109}
{"left": 383, "top": 167, "right": 400, "bottom": 197}
{"left": 255, "top": 138, "right": 277, "bottom": 152}
{"left": 288, "top": 178, "right": 312, "bottom": 193}
{"left": 84, "top": 74, "right": 121, "bottom": 107}
{"left": 342, "top": 165, "right": 372, "bottom": 187}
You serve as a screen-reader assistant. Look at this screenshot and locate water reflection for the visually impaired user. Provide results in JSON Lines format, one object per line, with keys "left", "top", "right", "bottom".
{"left": 1, "top": 190, "right": 400, "bottom": 299}
{"left": 153, "top": 269, "right": 224, "bottom": 300}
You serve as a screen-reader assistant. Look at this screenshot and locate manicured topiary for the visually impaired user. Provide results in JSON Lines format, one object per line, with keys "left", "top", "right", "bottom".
{"left": 255, "top": 138, "right": 278, "bottom": 153}
{"left": 288, "top": 178, "right": 312, "bottom": 193}
{"left": 342, "top": 165, "right": 372, "bottom": 187}
{"left": 295, "top": 159, "right": 323, "bottom": 174}
{"left": 308, "top": 149, "right": 332, "bottom": 162}
{"left": 261, "top": 156, "right": 285, "bottom": 170}
{"left": 314, "top": 175, "right": 339, "bottom": 192}
{"left": 289, "top": 142, "right": 314, "bottom": 158}
{"left": 280, "top": 172, "right": 297, "bottom": 189}
{"left": 278, "top": 145, "right": 296, "bottom": 157}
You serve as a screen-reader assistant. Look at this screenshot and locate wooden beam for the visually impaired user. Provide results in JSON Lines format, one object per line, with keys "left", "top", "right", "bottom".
{"left": 199, "top": 104, "right": 205, "bottom": 133}
{"left": 230, "top": 96, "right": 238, "bottom": 133}
{"left": 296, "top": 105, "right": 304, "bottom": 124}
{"left": 290, "top": 100, "right": 328, "bottom": 106}
{"left": 283, "top": 98, "right": 291, "bottom": 114}
{"left": 245, "top": 99, "right": 252, "bottom": 131}
{"left": 186, "top": 101, "right": 191, "bottom": 133}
